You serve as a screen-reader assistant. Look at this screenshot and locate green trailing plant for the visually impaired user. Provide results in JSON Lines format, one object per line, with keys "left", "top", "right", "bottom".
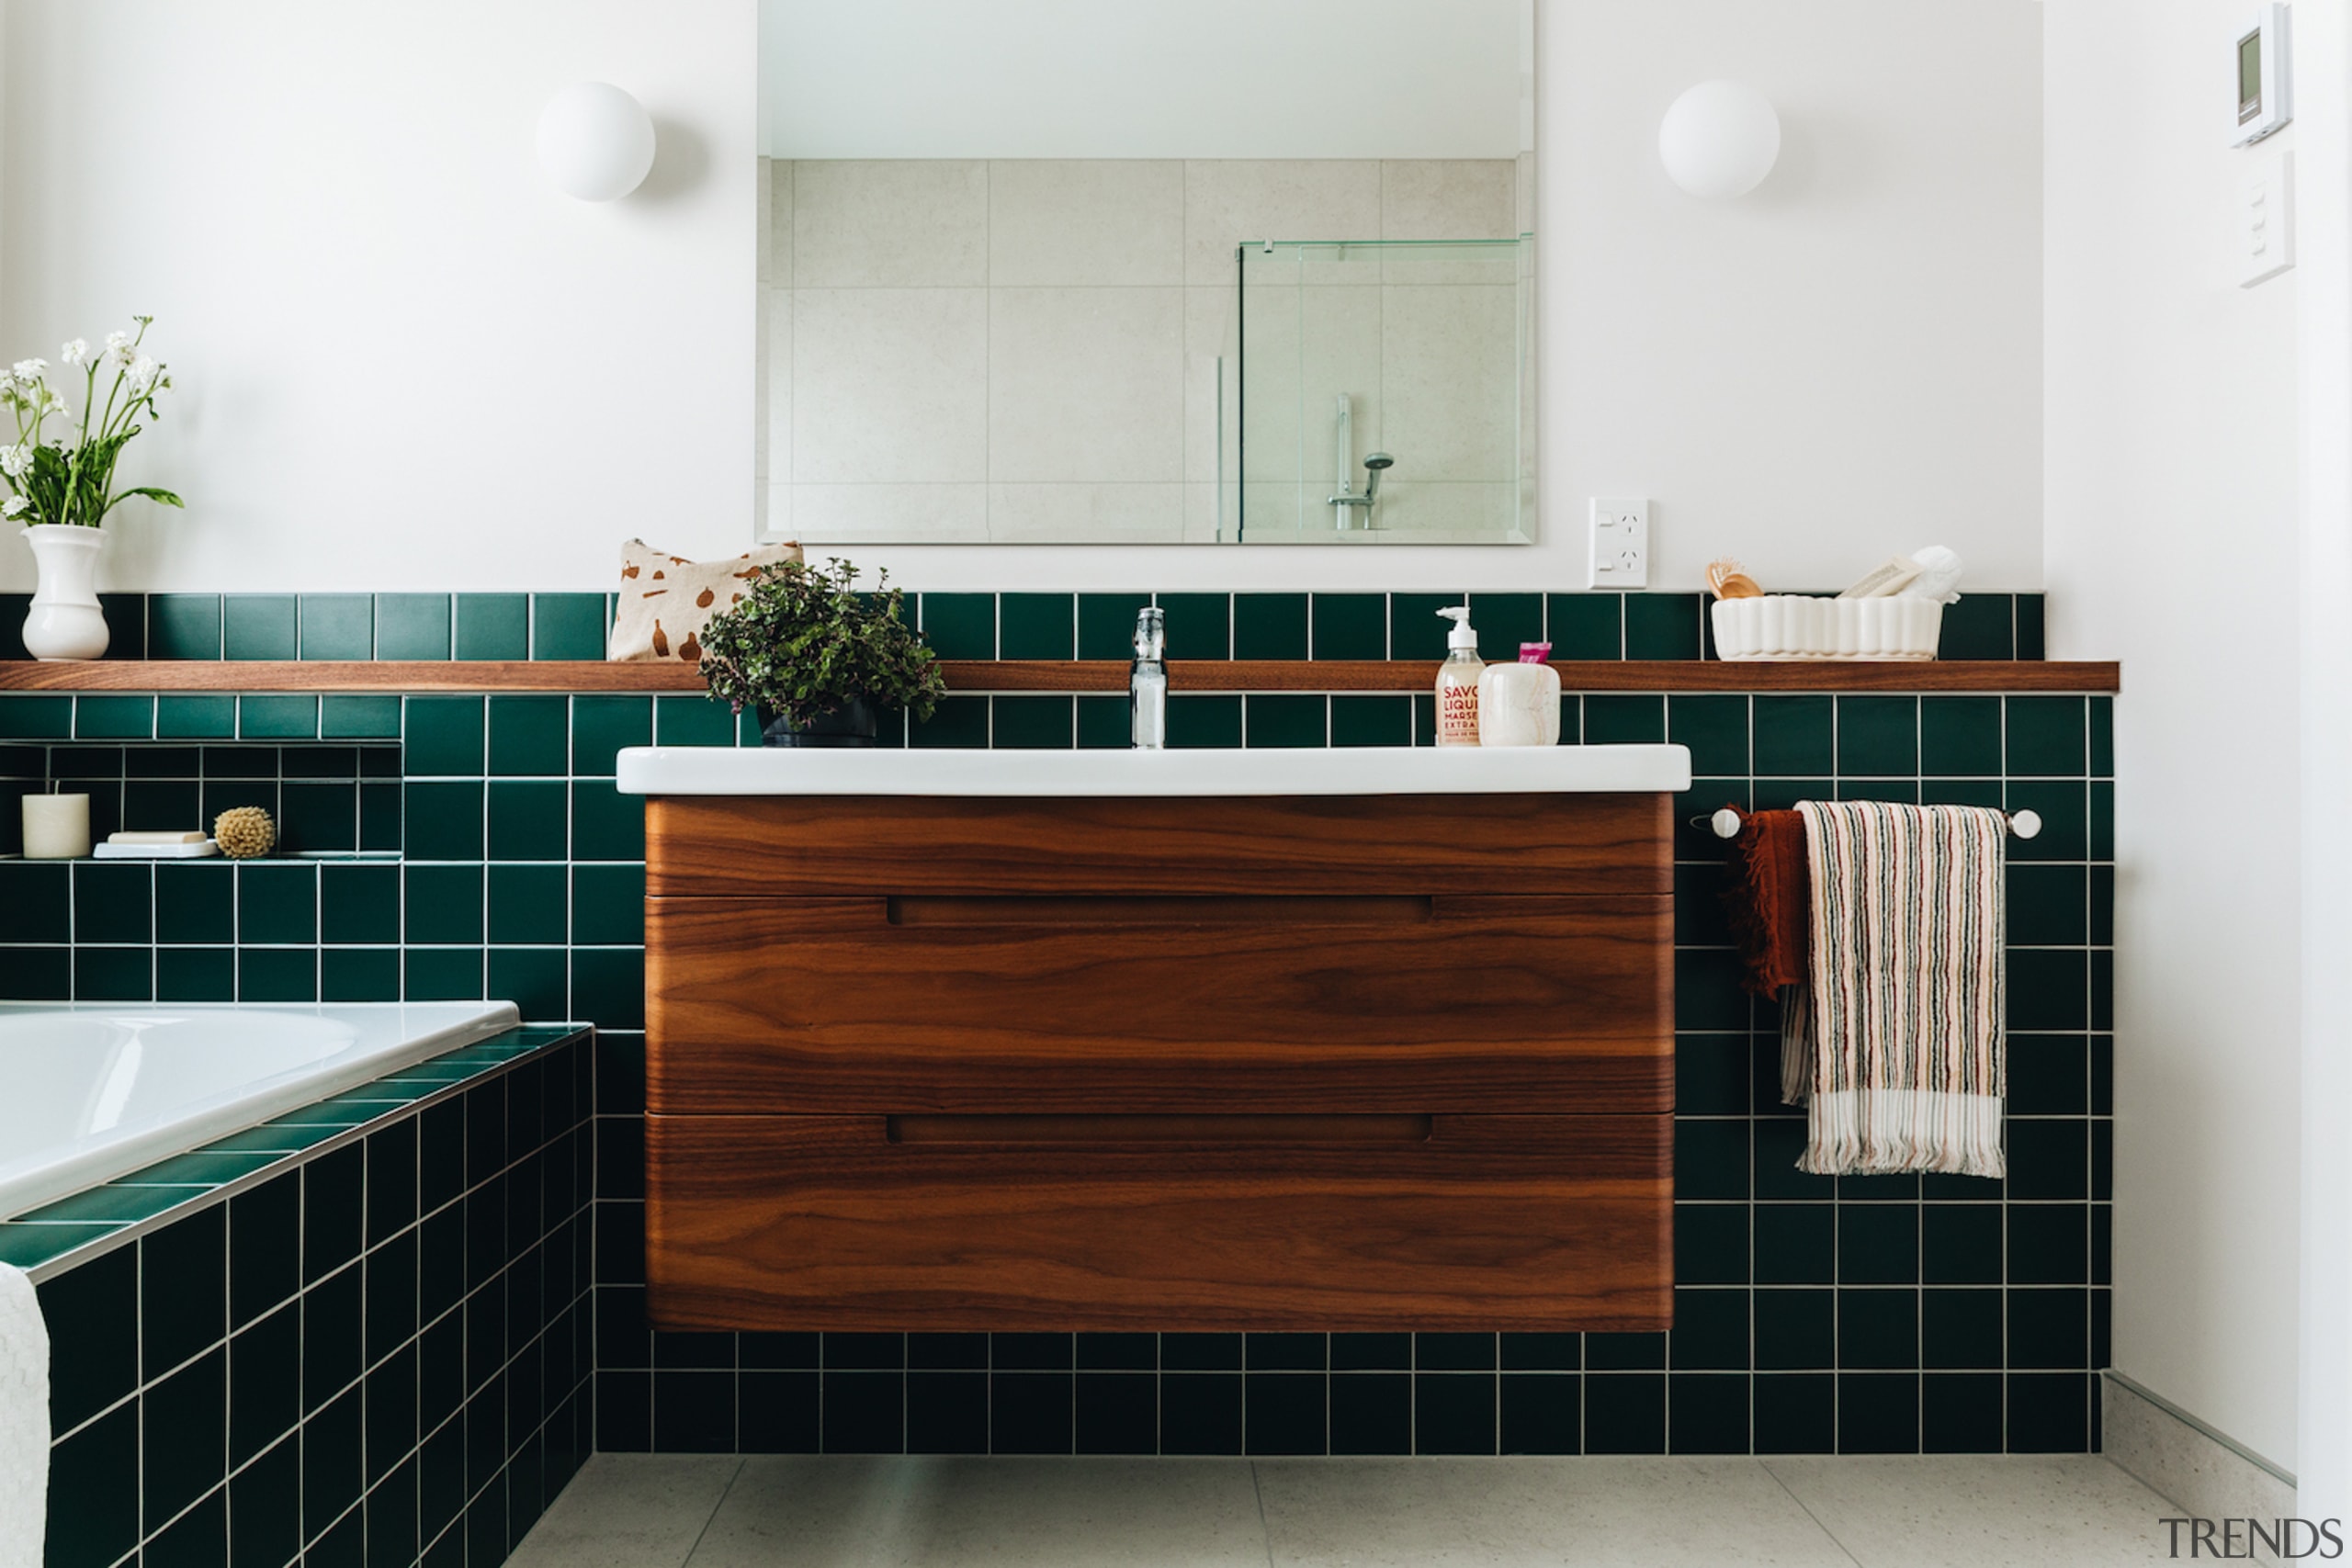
{"left": 696, "top": 557, "right": 945, "bottom": 728}
{"left": 0, "top": 316, "right": 183, "bottom": 528}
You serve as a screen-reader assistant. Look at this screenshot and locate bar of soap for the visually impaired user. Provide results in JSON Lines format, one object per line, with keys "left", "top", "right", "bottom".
{"left": 107, "top": 830, "right": 209, "bottom": 844}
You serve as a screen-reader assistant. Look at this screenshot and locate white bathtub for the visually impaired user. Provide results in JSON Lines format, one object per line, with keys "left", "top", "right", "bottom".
{"left": 0, "top": 1001, "right": 521, "bottom": 1220}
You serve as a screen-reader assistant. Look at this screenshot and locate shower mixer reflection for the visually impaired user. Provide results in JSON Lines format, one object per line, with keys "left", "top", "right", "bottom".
{"left": 1329, "top": 395, "right": 1395, "bottom": 528}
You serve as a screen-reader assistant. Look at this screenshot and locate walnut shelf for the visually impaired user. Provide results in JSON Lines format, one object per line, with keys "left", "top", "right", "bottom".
{"left": 0, "top": 659, "right": 2120, "bottom": 694}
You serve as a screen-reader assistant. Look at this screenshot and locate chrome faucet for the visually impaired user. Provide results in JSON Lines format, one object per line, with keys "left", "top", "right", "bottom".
{"left": 1130, "top": 606, "right": 1167, "bottom": 750}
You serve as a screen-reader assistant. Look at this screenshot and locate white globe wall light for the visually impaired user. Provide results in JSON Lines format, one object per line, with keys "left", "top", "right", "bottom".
{"left": 537, "top": 82, "right": 657, "bottom": 201}
{"left": 1658, "top": 80, "right": 1781, "bottom": 199}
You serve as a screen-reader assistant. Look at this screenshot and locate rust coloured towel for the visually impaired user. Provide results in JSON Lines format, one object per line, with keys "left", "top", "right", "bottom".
{"left": 1720, "top": 808, "right": 1811, "bottom": 998}
{"left": 1781, "top": 800, "right": 2007, "bottom": 1179}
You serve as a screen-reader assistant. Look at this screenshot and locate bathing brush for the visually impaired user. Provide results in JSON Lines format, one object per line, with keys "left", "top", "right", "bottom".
{"left": 212, "top": 806, "right": 277, "bottom": 859}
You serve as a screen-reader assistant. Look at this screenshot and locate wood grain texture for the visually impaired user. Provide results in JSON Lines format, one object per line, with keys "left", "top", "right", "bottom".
{"left": 644, "top": 894, "right": 1672, "bottom": 1114}
{"left": 0, "top": 657, "right": 2120, "bottom": 694}
{"left": 642, "top": 793, "right": 1672, "bottom": 898}
{"left": 643, "top": 1112, "right": 1673, "bottom": 1332}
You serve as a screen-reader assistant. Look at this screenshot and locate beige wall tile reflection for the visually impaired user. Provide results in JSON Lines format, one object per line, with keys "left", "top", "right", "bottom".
{"left": 792, "top": 483, "right": 989, "bottom": 544}
{"left": 989, "top": 161, "right": 1183, "bottom": 286}
{"left": 988, "top": 482, "right": 1185, "bottom": 543}
{"left": 795, "top": 161, "right": 987, "bottom": 287}
{"left": 1380, "top": 284, "right": 1517, "bottom": 482}
{"left": 1182, "top": 161, "right": 1381, "bottom": 286}
{"left": 792, "top": 288, "right": 987, "bottom": 483}
{"left": 989, "top": 287, "right": 1184, "bottom": 482}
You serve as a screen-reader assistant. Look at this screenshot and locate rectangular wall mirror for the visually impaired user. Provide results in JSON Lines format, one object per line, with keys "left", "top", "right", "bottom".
{"left": 757, "top": 0, "right": 1536, "bottom": 547}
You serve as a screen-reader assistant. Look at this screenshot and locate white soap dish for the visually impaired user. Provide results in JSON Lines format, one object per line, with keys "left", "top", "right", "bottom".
{"left": 1710, "top": 595, "right": 1944, "bottom": 661}
{"left": 93, "top": 837, "right": 220, "bottom": 859}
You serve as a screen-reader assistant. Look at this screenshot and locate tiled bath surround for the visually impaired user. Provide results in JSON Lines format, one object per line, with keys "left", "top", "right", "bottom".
{"left": 24, "top": 1026, "right": 593, "bottom": 1568}
{"left": 0, "top": 587, "right": 2095, "bottom": 1465}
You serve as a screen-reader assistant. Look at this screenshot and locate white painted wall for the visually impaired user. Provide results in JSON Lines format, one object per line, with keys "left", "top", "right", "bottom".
{"left": 0, "top": 0, "right": 2040, "bottom": 596}
{"left": 0, "top": 0, "right": 759, "bottom": 595}
{"left": 2044, "top": 0, "right": 2302, "bottom": 1473}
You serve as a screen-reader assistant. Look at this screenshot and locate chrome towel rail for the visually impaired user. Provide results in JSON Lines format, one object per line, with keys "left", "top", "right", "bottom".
{"left": 1691, "top": 805, "right": 2041, "bottom": 841}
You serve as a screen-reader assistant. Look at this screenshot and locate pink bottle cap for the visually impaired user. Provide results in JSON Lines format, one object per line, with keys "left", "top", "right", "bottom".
{"left": 1519, "top": 642, "right": 1552, "bottom": 663}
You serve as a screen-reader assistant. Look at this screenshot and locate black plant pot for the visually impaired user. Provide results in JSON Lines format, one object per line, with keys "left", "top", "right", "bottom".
{"left": 760, "top": 698, "right": 880, "bottom": 748}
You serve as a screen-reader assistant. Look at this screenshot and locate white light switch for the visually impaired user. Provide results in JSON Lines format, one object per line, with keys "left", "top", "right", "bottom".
{"left": 1589, "top": 498, "right": 1649, "bottom": 590}
{"left": 2240, "top": 149, "right": 2295, "bottom": 288}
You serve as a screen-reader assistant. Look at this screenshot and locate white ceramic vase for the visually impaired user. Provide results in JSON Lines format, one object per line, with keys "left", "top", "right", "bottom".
{"left": 21, "top": 525, "right": 109, "bottom": 660}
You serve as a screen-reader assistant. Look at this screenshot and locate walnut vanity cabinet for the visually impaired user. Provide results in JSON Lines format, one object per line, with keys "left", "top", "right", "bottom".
{"left": 625, "top": 748, "right": 1689, "bottom": 1335}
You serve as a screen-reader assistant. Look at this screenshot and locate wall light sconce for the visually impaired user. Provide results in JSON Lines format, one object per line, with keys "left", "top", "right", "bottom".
{"left": 1658, "top": 80, "right": 1781, "bottom": 199}
{"left": 537, "top": 82, "right": 657, "bottom": 201}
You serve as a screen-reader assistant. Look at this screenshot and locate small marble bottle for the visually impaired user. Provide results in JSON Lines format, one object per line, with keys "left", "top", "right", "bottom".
{"left": 1477, "top": 643, "right": 1562, "bottom": 747}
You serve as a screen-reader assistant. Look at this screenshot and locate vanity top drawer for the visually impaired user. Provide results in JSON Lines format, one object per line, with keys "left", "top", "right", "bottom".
{"left": 644, "top": 793, "right": 1670, "bottom": 899}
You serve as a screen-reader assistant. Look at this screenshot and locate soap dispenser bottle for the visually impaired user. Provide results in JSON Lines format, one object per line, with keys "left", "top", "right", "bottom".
{"left": 1434, "top": 606, "right": 1484, "bottom": 746}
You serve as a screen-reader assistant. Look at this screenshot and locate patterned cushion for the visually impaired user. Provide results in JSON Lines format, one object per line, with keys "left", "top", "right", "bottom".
{"left": 607, "top": 537, "right": 804, "bottom": 662}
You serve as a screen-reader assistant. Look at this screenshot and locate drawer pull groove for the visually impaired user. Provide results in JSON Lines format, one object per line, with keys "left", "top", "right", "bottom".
{"left": 883, "top": 1113, "right": 1435, "bottom": 1145}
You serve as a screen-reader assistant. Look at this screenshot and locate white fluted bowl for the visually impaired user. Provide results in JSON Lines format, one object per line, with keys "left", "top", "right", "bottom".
{"left": 1711, "top": 595, "right": 1943, "bottom": 661}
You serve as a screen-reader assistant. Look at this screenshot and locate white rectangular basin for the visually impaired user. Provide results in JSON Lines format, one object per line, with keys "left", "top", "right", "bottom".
{"left": 614, "top": 744, "right": 1691, "bottom": 796}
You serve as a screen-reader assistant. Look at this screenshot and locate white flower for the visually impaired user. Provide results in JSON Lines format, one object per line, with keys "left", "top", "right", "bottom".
{"left": 10, "top": 358, "right": 45, "bottom": 383}
{"left": 2, "top": 497, "right": 27, "bottom": 519}
{"left": 59, "top": 339, "right": 88, "bottom": 367}
{"left": 1, "top": 446, "right": 33, "bottom": 478}
{"left": 40, "top": 392, "right": 66, "bottom": 419}
{"left": 103, "top": 331, "right": 133, "bottom": 368}
{"left": 127, "top": 356, "right": 158, "bottom": 395}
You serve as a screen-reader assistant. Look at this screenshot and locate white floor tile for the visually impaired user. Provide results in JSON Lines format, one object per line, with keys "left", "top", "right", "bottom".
{"left": 683, "top": 1456, "right": 1271, "bottom": 1568}
{"left": 1762, "top": 1456, "right": 2188, "bottom": 1567}
{"left": 503, "top": 1453, "right": 744, "bottom": 1568}
{"left": 1254, "top": 1457, "right": 1859, "bottom": 1567}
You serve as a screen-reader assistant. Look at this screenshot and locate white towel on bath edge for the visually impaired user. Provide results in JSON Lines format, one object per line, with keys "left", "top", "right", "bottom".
{"left": 0, "top": 1264, "right": 48, "bottom": 1566}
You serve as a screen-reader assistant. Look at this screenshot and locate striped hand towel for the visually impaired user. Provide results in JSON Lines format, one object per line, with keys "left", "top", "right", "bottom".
{"left": 1781, "top": 800, "right": 2007, "bottom": 1178}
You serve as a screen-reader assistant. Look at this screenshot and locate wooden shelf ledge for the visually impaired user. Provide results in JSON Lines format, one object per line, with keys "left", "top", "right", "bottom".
{"left": 0, "top": 658, "right": 2120, "bottom": 694}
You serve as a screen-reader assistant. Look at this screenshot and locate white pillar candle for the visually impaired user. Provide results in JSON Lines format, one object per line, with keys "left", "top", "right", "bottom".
{"left": 22, "top": 794, "right": 91, "bottom": 860}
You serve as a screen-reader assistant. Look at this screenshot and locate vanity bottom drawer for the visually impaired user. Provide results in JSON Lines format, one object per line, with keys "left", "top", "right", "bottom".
{"left": 643, "top": 1112, "right": 1671, "bottom": 1333}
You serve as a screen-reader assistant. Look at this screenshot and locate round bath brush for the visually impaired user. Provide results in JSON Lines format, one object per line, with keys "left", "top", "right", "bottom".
{"left": 212, "top": 806, "right": 277, "bottom": 860}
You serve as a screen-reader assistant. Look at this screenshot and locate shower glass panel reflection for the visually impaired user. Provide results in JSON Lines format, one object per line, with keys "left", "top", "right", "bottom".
{"left": 1219, "top": 238, "right": 1533, "bottom": 545}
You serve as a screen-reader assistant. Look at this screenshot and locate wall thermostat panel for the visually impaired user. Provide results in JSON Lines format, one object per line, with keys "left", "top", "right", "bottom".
{"left": 2234, "top": 5, "right": 2292, "bottom": 146}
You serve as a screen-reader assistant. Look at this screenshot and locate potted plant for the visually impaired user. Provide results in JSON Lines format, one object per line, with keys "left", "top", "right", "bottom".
{"left": 696, "top": 557, "right": 946, "bottom": 746}
{"left": 4, "top": 317, "right": 184, "bottom": 660}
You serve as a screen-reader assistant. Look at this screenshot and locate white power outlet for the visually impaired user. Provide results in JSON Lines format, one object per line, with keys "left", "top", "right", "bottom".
{"left": 1589, "top": 498, "right": 1649, "bottom": 589}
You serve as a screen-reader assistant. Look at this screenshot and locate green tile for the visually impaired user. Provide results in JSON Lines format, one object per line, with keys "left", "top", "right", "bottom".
{"left": 125, "top": 1149, "right": 283, "bottom": 1188}
{"left": 2008, "top": 863, "right": 2088, "bottom": 949}
{"left": 572, "top": 863, "right": 645, "bottom": 945}
{"left": 1310, "top": 594, "right": 1386, "bottom": 660}
{"left": 454, "top": 592, "right": 529, "bottom": 660}
{"left": 1936, "top": 595, "right": 2013, "bottom": 660}
{"left": 2089, "top": 698, "right": 2112, "bottom": 778}
{"left": 157, "top": 694, "right": 238, "bottom": 739}
{"left": 405, "top": 948, "right": 482, "bottom": 1000}
{"left": 1838, "top": 696, "right": 1917, "bottom": 776}
{"left": 0, "top": 595, "right": 20, "bottom": 660}
{"left": 571, "top": 779, "right": 643, "bottom": 859}
{"left": 1469, "top": 593, "right": 1544, "bottom": 662}
{"left": 2007, "top": 697, "right": 2086, "bottom": 777}
{"left": 2004, "top": 780, "right": 2086, "bottom": 862}
{"left": 0, "top": 1222, "right": 122, "bottom": 1268}
{"left": 532, "top": 592, "right": 610, "bottom": 660}
{"left": 910, "top": 696, "right": 989, "bottom": 750}
{"left": 320, "top": 863, "right": 399, "bottom": 943}
{"left": 150, "top": 593, "right": 223, "bottom": 660}
{"left": 359, "top": 782, "right": 401, "bottom": 851}
{"left": 223, "top": 595, "right": 299, "bottom": 660}
{"left": 999, "top": 593, "right": 1075, "bottom": 660}
{"left": 1753, "top": 696, "right": 1834, "bottom": 775}
{"left": 1668, "top": 696, "right": 1747, "bottom": 776}
{"left": 1168, "top": 694, "right": 1242, "bottom": 749}
{"left": 1159, "top": 593, "right": 1231, "bottom": 660}
{"left": 405, "top": 863, "right": 483, "bottom": 944}
{"left": 1234, "top": 594, "right": 1308, "bottom": 660}
{"left": 75, "top": 946, "right": 152, "bottom": 1001}
{"left": 2016, "top": 595, "right": 2046, "bottom": 660}
{"left": 156, "top": 862, "right": 235, "bottom": 943}
{"left": 1543, "top": 592, "right": 1618, "bottom": 658}
{"left": 1078, "top": 593, "right": 1153, "bottom": 660}
{"left": 74, "top": 862, "right": 153, "bottom": 943}
{"left": 992, "top": 695, "right": 1074, "bottom": 750}
{"left": 1920, "top": 698, "right": 2002, "bottom": 776}
{"left": 299, "top": 595, "right": 374, "bottom": 660}
{"left": 75, "top": 694, "right": 154, "bottom": 740}
{"left": 655, "top": 694, "right": 736, "bottom": 749}
{"left": 22, "top": 1183, "right": 210, "bottom": 1225}
{"left": 121, "top": 778, "right": 200, "bottom": 833}
{"left": 238, "top": 695, "right": 317, "bottom": 739}
{"left": 572, "top": 695, "right": 652, "bottom": 775}
{"left": 491, "top": 863, "right": 569, "bottom": 945}
{"left": 2091, "top": 780, "right": 2112, "bottom": 861}
{"left": 6, "top": 945, "right": 71, "bottom": 999}
{"left": 1624, "top": 594, "right": 1702, "bottom": 660}
{"left": 320, "top": 695, "right": 401, "bottom": 739}
{"left": 1389, "top": 592, "right": 1464, "bottom": 661}
{"left": 919, "top": 593, "right": 996, "bottom": 660}
{"left": 321, "top": 947, "right": 401, "bottom": 1002}
{"left": 1331, "top": 694, "right": 1410, "bottom": 748}
{"left": 482, "top": 694, "right": 568, "bottom": 775}
{"left": 1585, "top": 694, "right": 1664, "bottom": 745}
{"left": 571, "top": 946, "right": 645, "bottom": 1031}
{"left": 1245, "top": 694, "right": 1326, "bottom": 748}
{"left": 277, "top": 782, "right": 356, "bottom": 852}
{"left": 488, "top": 780, "right": 567, "bottom": 861}
{"left": 375, "top": 594, "right": 451, "bottom": 660}
{"left": 1076, "top": 695, "right": 1129, "bottom": 749}
{"left": 208, "top": 1124, "right": 335, "bottom": 1155}
{"left": 239, "top": 863, "right": 317, "bottom": 943}
{"left": 0, "top": 694, "right": 72, "bottom": 739}
{"left": 95, "top": 593, "right": 146, "bottom": 660}
{"left": 404, "top": 781, "right": 483, "bottom": 860}
{"left": 404, "top": 695, "right": 485, "bottom": 776}
{"left": 157, "top": 947, "right": 235, "bottom": 1001}
{"left": 488, "top": 947, "right": 569, "bottom": 1021}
